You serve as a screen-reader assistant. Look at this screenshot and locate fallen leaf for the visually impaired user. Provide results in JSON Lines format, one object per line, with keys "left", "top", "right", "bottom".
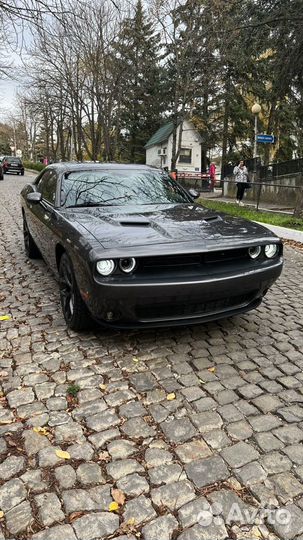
{"left": 119, "top": 517, "right": 137, "bottom": 535}
{"left": 166, "top": 393, "right": 176, "bottom": 401}
{"left": 109, "top": 501, "right": 119, "bottom": 512}
{"left": 0, "top": 511, "right": 4, "bottom": 519}
{"left": 251, "top": 526, "right": 262, "bottom": 538}
{"left": 0, "top": 315, "right": 11, "bottom": 321}
{"left": 69, "top": 511, "right": 86, "bottom": 522}
{"left": 208, "top": 367, "right": 216, "bottom": 373}
{"left": 6, "top": 438, "right": 18, "bottom": 447}
{"left": 55, "top": 449, "right": 70, "bottom": 460}
{"left": 33, "top": 426, "right": 49, "bottom": 436}
{"left": 132, "top": 357, "right": 139, "bottom": 363}
{"left": 112, "top": 488, "right": 125, "bottom": 506}
{"left": 199, "top": 379, "right": 206, "bottom": 384}
{"left": 98, "top": 451, "right": 111, "bottom": 462}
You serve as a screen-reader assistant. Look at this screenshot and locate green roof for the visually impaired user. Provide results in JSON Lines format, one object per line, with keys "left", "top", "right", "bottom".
{"left": 144, "top": 122, "right": 174, "bottom": 149}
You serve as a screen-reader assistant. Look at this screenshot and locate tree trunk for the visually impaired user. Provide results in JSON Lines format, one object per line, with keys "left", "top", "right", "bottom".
{"left": 221, "top": 95, "right": 229, "bottom": 180}
{"left": 294, "top": 179, "right": 303, "bottom": 218}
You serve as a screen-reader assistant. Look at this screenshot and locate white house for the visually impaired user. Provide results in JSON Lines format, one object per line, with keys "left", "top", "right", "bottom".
{"left": 145, "top": 120, "right": 202, "bottom": 171}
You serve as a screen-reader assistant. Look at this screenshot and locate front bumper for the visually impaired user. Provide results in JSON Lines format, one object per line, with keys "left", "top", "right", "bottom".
{"left": 82, "top": 258, "right": 283, "bottom": 328}
{"left": 4, "top": 167, "right": 24, "bottom": 174}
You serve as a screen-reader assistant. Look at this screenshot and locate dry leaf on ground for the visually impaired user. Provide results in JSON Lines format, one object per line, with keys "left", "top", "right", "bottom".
{"left": 55, "top": 449, "right": 70, "bottom": 460}
{"left": 112, "top": 488, "right": 126, "bottom": 506}
{"left": 109, "top": 501, "right": 119, "bottom": 512}
{"left": 33, "top": 427, "right": 49, "bottom": 436}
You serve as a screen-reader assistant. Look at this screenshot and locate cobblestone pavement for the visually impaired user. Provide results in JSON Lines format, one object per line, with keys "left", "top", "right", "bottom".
{"left": 1, "top": 174, "right": 303, "bottom": 540}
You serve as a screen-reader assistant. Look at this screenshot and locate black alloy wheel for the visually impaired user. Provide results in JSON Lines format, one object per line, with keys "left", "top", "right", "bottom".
{"left": 23, "top": 216, "right": 40, "bottom": 258}
{"left": 59, "top": 253, "right": 92, "bottom": 331}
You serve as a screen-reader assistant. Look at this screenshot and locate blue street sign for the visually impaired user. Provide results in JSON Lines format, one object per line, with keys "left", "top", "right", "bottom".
{"left": 257, "top": 134, "right": 275, "bottom": 144}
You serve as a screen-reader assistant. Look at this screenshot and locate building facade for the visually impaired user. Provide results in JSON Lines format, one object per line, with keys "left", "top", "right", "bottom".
{"left": 145, "top": 120, "right": 202, "bottom": 171}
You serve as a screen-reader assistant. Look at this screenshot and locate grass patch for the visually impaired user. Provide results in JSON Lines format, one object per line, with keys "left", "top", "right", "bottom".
{"left": 67, "top": 384, "right": 81, "bottom": 398}
{"left": 199, "top": 198, "right": 303, "bottom": 231}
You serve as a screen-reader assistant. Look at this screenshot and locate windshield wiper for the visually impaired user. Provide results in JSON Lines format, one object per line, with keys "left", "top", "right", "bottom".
{"left": 64, "top": 202, "right": 112, "bottom": 208}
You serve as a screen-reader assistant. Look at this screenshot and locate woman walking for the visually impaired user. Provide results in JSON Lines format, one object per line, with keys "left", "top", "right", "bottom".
{"left": 233, "top": 160, "right": 249, "bottom": 205}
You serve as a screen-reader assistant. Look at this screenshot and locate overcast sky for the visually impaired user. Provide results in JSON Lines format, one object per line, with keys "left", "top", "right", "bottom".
{"left": 0, "top": 79, "right": 20, "bottom": 120}
{"left": 0, "top": 31, "right": 31, "bottom": 122}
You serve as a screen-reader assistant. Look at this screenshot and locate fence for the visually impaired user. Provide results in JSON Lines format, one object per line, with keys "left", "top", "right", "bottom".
{"left": 223, "top": 157, "right": 303, "bottom": 181}
{"left": 222, "top": 172, "right": 303, "bottom": 216}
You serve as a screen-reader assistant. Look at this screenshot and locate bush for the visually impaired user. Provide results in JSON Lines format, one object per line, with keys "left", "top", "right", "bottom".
{"left": 23, "top": 161, "right": 46, "bottom": 172}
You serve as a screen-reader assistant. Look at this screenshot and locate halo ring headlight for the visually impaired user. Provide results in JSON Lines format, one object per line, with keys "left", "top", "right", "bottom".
{"left": 119, "top": 257, "right": 136, "bottom": 274}
{"left": 96, "top": 259, "right": 115, "bottom": 276}
{"left": 265, "top": 244, "right": 278, "bottom": 258}
{"left": 248, "top": 246, "right": 262, "bottom": 259}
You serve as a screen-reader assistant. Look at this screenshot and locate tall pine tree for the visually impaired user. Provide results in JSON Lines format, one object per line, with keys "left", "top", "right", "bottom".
{"left": 114, "top": 1, "right": 163, "bottom": 163}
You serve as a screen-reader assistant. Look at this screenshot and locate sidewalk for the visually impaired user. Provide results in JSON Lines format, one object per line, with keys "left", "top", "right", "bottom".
{"left": 254, "top": 222, "right": 303, "bottom": 243}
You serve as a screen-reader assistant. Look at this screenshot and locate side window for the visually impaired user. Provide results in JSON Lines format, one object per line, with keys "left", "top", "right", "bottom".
{"left": 36, "top": 170, "right": 57, "bottom": 205}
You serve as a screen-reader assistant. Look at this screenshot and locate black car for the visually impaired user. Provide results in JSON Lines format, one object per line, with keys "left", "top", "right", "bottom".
{"left": 21, "top": 163, "right": 283, "bottom": 331}
{"left": 3, "top": 156, "right": 24, "bottom": 175}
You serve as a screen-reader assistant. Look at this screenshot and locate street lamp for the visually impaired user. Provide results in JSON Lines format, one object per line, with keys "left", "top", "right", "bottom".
{"left": 251, "top": 103, "right": 261, "bottom": 159}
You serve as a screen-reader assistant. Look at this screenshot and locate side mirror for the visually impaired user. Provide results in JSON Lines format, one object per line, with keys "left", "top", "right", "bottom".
{"left": 27, "top": 192, "right": 42, "bottom": 204}
{"left": 188, "top": 188, "right": 200, "bottom": 200}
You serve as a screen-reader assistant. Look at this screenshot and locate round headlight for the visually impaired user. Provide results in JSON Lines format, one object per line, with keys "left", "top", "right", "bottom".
{"left": 119, "top": 257, "right": 136, "bottom": 274}
{"left": 265, "top": 244, "right": 278, "bottom": 258}
{"left": 248, "top": 246, "right": 262, "bottom": 259}
{"left": 96, "top": 259, "right": 115, "bottom": 276}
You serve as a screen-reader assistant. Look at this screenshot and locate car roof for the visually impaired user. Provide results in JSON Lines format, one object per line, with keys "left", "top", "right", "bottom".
{"left": 45, "top": 162, "right": 160, "bottom": 173}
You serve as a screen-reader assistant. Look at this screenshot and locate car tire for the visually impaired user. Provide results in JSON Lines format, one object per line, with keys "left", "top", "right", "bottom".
{"left": 21, "top": 172, "right": 24, "bottom": 176}
{"left": 0, "top": 176, "right": 3, "bottom": 181}
{"left": 59, "top": 252, "right": 93, "bottom": 331}
{"left": 23, "top": 216, "right": 41, "bottom": 259}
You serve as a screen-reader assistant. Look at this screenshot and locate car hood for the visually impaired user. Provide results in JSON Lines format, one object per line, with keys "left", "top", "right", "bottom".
{"left": 67, "top": 203, "right": 278, "bottom": 251}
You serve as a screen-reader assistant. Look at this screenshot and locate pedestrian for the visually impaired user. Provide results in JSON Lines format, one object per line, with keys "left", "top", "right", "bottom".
{"left": 233, "top": 160, "right": 249, "bottom": 205}
{"left": 209, "top": 162, "right": 216, "bottom": 192}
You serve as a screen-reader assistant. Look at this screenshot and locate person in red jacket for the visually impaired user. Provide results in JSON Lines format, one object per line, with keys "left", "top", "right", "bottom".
{"left": 209, "top": 162, "right": 216, "bottom": 192}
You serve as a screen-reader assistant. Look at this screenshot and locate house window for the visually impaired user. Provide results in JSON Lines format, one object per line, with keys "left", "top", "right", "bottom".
{"left": 179, "top": 148, "right": 192, "bottom": 164}
{"left": 162, "top": 147, "right": 167, "bottom": 154}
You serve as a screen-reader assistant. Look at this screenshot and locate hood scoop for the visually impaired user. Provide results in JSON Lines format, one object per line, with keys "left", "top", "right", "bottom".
{"left": 202, "top": 215, "right": 221, "bottom": 223}
{"left": 119, "top": 218, "right": 151, "bottom": 227}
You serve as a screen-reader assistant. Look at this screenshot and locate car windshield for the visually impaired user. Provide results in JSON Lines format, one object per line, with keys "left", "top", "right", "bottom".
{"left": 5, "top": 157, "right": 21, "bottom": 163}
{"left": 61, "top": 169, "right": 192, "bottom": 207}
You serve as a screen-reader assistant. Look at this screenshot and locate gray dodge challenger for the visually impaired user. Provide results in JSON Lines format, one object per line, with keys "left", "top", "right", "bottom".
{"left": 21, "top": 163, "right": 283, "bottom": 330}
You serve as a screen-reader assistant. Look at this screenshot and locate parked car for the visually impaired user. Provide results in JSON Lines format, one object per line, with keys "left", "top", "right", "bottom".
{"left": 21, "top": 163, "right": 283, "bottom": 331}
{"left": 2, "top": 156, "right": 24, "bottom": 175}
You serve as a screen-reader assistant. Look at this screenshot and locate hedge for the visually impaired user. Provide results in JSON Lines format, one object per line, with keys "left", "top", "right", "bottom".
{"left": 23, "top": 161, "right": 46, "bottom": 172}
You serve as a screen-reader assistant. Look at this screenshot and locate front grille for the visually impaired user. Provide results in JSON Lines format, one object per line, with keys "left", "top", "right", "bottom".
{"left": 138, "top": 248, "right": 249, "bottom": 274}
{"left": 136, "top": 291, "right": 257, "bottom": 320}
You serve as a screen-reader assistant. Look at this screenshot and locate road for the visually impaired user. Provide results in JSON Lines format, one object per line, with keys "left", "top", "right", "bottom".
{"left": 1, "top": 173, "right": 303, "bottom": 540}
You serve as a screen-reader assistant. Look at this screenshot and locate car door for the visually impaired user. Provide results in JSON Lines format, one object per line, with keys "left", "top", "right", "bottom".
{"left": 29, "top": 169, "right": 59, "bottom": 269}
